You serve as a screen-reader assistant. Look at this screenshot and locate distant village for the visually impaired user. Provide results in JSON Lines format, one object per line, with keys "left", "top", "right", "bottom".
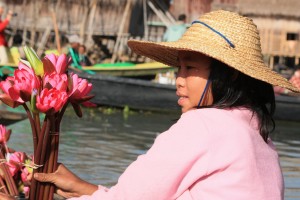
{"left": 3, "top": 0, "right": 300, "bottom": 73}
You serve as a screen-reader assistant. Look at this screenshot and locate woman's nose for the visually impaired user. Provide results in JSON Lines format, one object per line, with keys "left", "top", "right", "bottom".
{"left": 176, "top": 72, "right": 185, "bottom": 88}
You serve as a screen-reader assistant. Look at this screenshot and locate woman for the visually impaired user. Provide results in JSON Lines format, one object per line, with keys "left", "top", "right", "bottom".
{"left": 3, "top": 10, "right": 298, "bottom": 200}
{"left": 0, "top": 2, "right": 13, "bottom": 64}
{"left": 78, "top": 44, "right": 92, "bottom": 66}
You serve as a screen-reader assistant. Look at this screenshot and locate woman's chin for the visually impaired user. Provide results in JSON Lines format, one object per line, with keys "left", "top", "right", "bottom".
{"left": 180, "top": 106, "right": 196, "bottom": 113}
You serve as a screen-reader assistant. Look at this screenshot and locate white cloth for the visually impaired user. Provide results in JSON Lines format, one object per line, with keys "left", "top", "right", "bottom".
{"left": 0, "top": 45, "right": 8, "bottom": 64}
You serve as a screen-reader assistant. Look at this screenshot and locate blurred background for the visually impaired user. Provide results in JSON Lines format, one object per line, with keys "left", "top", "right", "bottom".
{"left": 2, "top": 0, "right": 300, "bottom": 74}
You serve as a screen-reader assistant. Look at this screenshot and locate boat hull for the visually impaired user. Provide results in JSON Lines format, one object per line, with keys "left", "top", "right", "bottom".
{"left": 81, "top": 72, "right": 180, "bottom": 113}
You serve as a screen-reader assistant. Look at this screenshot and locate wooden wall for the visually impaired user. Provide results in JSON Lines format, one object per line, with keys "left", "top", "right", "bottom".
{"left": 170, "top": 0, "right": 213, "bottom": 22}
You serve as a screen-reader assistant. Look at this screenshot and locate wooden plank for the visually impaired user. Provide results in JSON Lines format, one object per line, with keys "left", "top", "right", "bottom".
{"left": 51, "top": 11, "right": 62, "bottom": 54}
{"left": 111, "top": 0, "right": 132, "bottom": 63}
{"left": 86, "top": 0, "right": 98, "bottom": 48}
{"left": 80, "top": 1, "right": 89, "bottom": 40}
{"left": 143, "top": 0, "right": 149, "bottom": 40}
{"left": 148, "top": 1, "right": 172, "bottom": 27}
{"left": 37, "top": 25, "right": 52, "bottom": 56}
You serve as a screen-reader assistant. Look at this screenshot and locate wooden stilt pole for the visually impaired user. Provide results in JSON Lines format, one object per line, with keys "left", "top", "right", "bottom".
{"left": 111, "top": 0, "right": 131, "bottom": 63}
{"left": 86, "top": 0, "right": 98, "bottom": 48}
{"left": 143, "top": 0, "right": 149, "bottom": 40}
{"left": 51, "top": 11, "right": 62, "bottom": 54}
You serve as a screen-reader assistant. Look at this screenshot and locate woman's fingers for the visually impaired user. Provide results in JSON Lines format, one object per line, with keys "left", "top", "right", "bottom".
{"left": 34, "top": 172, "right": 55, "bottom": 183}
{"left": 0, "top": 192, "right": 15, "bottom": 200}
{"left": 56, "top": 189, "right": 80, "bottom": 199}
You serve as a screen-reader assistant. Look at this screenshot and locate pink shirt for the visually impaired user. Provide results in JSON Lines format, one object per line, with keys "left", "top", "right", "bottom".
{"left": 70, "top": 108, "right": 284, "bottom": 200}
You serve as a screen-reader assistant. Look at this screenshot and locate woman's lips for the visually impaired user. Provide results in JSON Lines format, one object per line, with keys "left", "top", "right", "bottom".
{"left": 177, "top": 96, "right": 188, "bottom": 106}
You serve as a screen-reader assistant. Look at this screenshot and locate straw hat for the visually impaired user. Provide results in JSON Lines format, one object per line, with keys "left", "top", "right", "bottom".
{"left": 128, "top": 10, "right": 300, "bottom": 93}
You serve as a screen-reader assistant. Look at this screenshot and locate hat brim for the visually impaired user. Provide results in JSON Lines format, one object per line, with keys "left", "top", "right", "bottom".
{"left": 128, "top": 39, "right": 300, "bottom": 93}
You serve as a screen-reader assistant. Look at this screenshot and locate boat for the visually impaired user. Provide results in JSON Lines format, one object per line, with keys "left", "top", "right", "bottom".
{"left": 79, "top": 71, "right": 180, "bottom": 113}
{"left": 0, "top": 61, "right": 175, "bottom": 80}
{"left": 0, "top": 104, "right": 27, "bottom": 126}
{"left": 0, "top": 63, "right": 18, "bottom": 78}
{"left": 82, "top": 62, "right": 175, "bottom": 77}
{"left": 78, "top": 71, "right": 300, "bottom": 121}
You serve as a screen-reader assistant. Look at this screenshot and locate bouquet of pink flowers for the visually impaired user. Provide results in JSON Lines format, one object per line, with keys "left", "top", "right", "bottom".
{"left": 0, "top": 47, "right": 94, "bottom": 200}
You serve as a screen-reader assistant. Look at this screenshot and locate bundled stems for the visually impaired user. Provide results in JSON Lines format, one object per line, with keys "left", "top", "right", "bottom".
{"left": 42, "top": 114, "right": 56, "bottom": 199}
{"left": 30, "top": 112, "right": 62, "bottom": 200}
{"left": 0, "top": 152, "right": 18, "bottom": 196}
{"left": 0, "top": 177, "right": 9, "bottom": 194}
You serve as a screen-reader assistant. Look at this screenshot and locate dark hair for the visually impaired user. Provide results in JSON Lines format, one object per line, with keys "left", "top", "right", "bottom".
{"left": 208, "top": 60, "right": 275, "bottom": 142}
{"left": 178, "top": 14, "right": 186, "bottom": 21}
{"left": 13, "top": 34, "right": 23, "bottom": 46}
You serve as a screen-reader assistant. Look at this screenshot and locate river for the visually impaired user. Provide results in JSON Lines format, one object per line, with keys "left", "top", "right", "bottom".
{"left": 7, "top": 107, "right": 300, "bottom": 199}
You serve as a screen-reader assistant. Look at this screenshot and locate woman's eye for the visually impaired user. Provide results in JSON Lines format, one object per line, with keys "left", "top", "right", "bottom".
{"left": 187, "top": 66, "right": 196, "bottom": 70}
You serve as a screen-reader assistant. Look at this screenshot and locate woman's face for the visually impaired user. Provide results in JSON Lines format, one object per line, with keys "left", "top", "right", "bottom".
{"left": 176, "top": 51, "right": 213, "bottom": 113}
{"left": 78, "top": 46, "right": 85, "bottom": 54}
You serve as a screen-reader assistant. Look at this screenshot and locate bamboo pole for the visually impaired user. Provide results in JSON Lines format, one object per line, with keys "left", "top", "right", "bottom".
{"left": 279, "top": 29, "right": 285, "bottom": 56}
{"left": 111, "top": 0, "right": 131, "bottom": 63}
{"left": 51, "top": 9, "right": 62, "bottom": 53}
{"left": 86, "top": 0, "right": 98, "bottom": 48}
{"left": 147, "top": 1, "right": 172, "bottom": 27}
{"left": 80, "top": 1, "right": 90, "bottom": 41}
{"left": 143, "top": 0, "right": 149, "bottom": 40}
{"left": 269, "top": 29, "right": 274, "bottom": 55}
{"left": 30, "top": 0, "right": 37, "bottom": 47}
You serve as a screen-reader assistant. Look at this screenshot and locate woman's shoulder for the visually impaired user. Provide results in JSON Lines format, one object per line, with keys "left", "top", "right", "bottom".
{"left": 177, "top": 108, "right": 257, "bottom": 135}
{"left": 180, "top": 107, "right": 252, "bottom": 122}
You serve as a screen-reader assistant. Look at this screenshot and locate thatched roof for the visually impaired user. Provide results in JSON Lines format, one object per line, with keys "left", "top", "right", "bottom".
{"left": 237, "top": 0, "right": 300, "bottom": 19}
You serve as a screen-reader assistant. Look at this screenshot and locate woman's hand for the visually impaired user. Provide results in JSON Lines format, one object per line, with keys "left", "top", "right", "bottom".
{"left": 0, "top": 192, "right": 15, "bottom": 200}
{"left": 34, "top": 163, "right": 98, "bottom": 199}
{"left": 6, "top": 10, "right": 13, "bottom": 21}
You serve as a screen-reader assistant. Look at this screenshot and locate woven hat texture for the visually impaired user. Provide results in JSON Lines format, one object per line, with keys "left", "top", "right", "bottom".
{"left": 128, "top": 10, "right": 300, "bottom": 93}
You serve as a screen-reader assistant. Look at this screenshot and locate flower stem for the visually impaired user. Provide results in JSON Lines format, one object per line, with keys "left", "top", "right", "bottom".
{"left": 34, "top": 112, "right": 41, "bottom": 136}
{"left": 23, "top": 103, "right": 38, "bottom": 151}
{"left": 0, "top": 177, "right": 9, "bottom": 194}
{"left": 57, "top": 102, "right": 69, "bottom": 125}
{"left": 43, "top": 114, "right": 57, "bottom": 200}
{"left": 29, "top": 116, "right": 50, "bottom": 200}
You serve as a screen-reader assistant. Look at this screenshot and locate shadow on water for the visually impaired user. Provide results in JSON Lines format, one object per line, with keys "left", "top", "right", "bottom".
{"left": 272, "top": 120, "right": 300, "bottom": 199}
{"left": 7, "top": 108, "right": 300, "bottom": 199}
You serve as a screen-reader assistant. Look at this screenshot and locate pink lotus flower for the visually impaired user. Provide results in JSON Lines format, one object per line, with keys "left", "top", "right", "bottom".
{"left": 23, "top": 186, "right": 30, "bottom": 198}
{"left": 6, "top": 152, "right": 26, "bottom": 176}
{"left": 36, "top": 88, "right": 68, "bottom": 113}
{"left": 42, "top": 54, "right": 71, "bottom": 74}
{"left": 68, "top": 73, "right": 93, "bottom": 103}
{"left": 0, "top": 93, "right": 23, "bottom": 108}
{"left": 21, "top": 166, "right": 31, "bottom": 183}
{"left": 43, "top": 73, "right": 68, "bottom": 91}
{"left": 0, "top": 125, "right": 11, "bottom": 143}
{"left": 0, "top": 63, "right": 40, "bottom": 104}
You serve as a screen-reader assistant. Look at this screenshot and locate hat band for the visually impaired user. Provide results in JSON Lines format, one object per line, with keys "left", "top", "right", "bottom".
{"left": 197, "top": 79, "right": 211, "bottom": 108}
{"left": 192, "top": 20, "right": 235, "bottom": 48}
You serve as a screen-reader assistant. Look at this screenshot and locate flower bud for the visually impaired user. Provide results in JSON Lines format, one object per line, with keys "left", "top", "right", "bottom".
{"left": 23, "top": 46, "right": 44, "bottom": 76}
